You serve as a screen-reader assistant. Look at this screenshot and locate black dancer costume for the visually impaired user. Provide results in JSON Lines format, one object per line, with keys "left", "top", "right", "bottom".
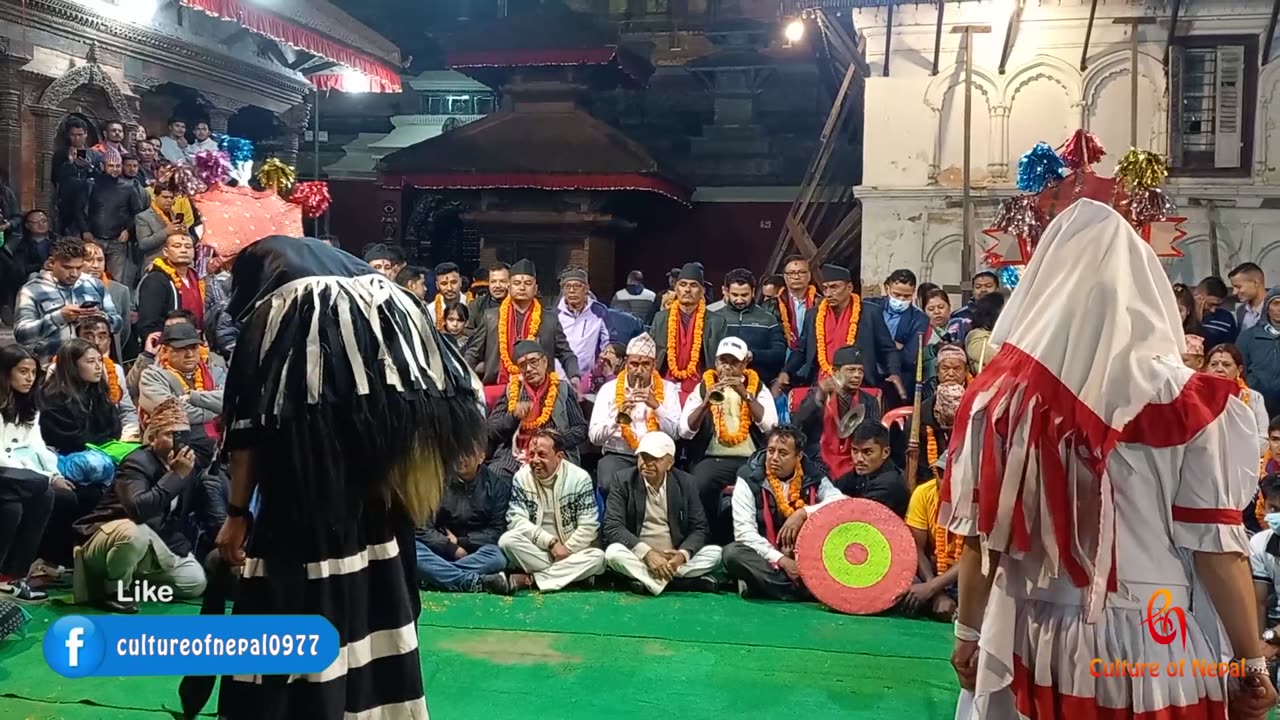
{"left": 188, "top": 236, "right": 485, "bottom": 719}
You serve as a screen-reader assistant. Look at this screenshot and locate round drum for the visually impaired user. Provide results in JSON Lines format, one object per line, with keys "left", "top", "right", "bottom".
{"left": 795, "top": 498, "right": 917, "bottom": 615}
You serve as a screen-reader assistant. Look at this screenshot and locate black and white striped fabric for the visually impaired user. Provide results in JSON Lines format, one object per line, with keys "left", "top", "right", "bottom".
{"left": 208, "top": 237, "right": 486, "bottom": 720}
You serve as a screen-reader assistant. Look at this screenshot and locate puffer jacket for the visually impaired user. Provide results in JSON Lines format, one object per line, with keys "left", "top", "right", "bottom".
{"left": 1239, "top": 287, "right": 1280, "bottom": 412}
{"left": 715, "top": 301, "right": 787, "bottom": 385}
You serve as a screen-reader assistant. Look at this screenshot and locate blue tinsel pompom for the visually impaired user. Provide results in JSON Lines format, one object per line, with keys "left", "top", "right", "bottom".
{"left": 998, "top": 265, "right": 1022, "bottom": 290}
{"left": 1016, "top": 142, "right": 1068, "bottom": 194}
{"left": 218, "top": 136, "right": 255, "bottom": 165}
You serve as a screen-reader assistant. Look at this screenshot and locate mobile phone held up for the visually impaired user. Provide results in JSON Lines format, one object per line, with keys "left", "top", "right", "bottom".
{"left": 175, "top": 212, "right": 186, "bottom": 224}
{"left": 80, "top": 301, "right": 99, "bottom": 310}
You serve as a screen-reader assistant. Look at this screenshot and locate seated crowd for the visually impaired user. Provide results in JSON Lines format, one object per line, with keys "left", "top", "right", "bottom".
{"left": 13, "top": 243, "right": 1280, "bottom": 637}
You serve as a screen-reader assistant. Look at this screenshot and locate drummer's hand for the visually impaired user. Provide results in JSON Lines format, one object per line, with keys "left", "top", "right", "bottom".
{"left": 951, "top": 639, "right": 979, "bottom": 691}
{"left": 1229, "top": 672, "right": 1277, "bottom": 720}
{"left": 777, "top": 556, "right": 800, "bottom": 581}
{"left": 777, "top": 507, "right": 808, "bottom": 552}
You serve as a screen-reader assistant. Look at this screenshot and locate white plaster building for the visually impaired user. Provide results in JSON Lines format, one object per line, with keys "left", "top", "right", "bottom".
{"left": 325, "top": 71, "right": 493, "bottom": 180}
{"left": 848, "top": 0, "right": 1280, "bottom": 294}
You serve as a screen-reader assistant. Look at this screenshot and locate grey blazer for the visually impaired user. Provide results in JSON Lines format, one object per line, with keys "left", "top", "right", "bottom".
{"left": 134, "top": 208, "right": 170, "bottom": 269}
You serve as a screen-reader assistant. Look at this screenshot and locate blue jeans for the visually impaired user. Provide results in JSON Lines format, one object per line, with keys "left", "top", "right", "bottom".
{"left": 414, "top": 541, "right": 506, "bottom": 592}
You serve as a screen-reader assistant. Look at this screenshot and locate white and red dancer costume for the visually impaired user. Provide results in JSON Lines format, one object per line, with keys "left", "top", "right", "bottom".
{"left": 943, "top": 199, "right": 1276, "bottom": 719}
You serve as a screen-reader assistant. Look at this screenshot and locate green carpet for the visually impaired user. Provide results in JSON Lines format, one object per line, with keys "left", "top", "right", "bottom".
{"left": 0, "top": 590, "right": 960, "bottom": 719}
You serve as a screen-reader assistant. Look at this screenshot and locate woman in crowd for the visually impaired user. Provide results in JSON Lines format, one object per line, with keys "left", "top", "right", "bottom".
{"left": 1205, "top": 343, "right": 1269, "bottom": 455}
{"left": 964, "top": 292, "right": 1005, "bottom": 375}
{"left": 0, "top": 345, "right": 63, "bottom": 603}
{"left": 37, "top": 338, "right": 122, "bottom": 567}
{"left": 920, "top": 287, "right": 954, "bottom": 381}
{"left": 442, "top": 300, "right": 469, "bottom": 348}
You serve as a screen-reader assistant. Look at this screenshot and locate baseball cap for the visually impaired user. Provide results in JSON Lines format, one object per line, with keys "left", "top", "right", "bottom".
{"left": 635, "top": 431, "right": 676, "bottom": 459}
{"left": 715, "top": 337, "right": 749, "bottom": 361}
{"left": 160, "top": 322, "right": 201, "bottom": 349}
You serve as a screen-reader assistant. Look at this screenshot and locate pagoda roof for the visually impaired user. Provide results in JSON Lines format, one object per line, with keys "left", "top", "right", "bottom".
{"left": 434, "top": 8, "right": 652, "bottom": 83}
{"left": 378, "top": 109, "right": 689, "bottom": 204}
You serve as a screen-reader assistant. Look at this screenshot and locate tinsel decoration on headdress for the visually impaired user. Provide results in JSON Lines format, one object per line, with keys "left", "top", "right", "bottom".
{"left": 288, "top": 181, "right": 332, "bottom": 219}
{"left": 1115, "top": 148, "right": 1169, "bottom": 193}
{"left": 1016, "top": 142, "right": 1068, "bottom": 193}
{"left": 217, "top": 136, "right": 255, "bottom": 165}
{"left": 997, "top": 265, "right": 1021, "bottom": 290}
{"left": 1057, "top": 130, "right": 1105, "bottom": 171}
{"left": 257, "top": 158, "right": 296, "bottom": 194}
{"left": 157, "top": 164, "right": 207, "bottom": 196}
{"left": 981, "top": 195, "right": 1048, "bottom": 267}
{"left": 194, "top": 150, "right": 232, "bottom": 188}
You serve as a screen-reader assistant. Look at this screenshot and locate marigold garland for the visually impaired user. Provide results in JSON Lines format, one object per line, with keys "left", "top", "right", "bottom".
{"left": 765, "top": 459, "right": 806, "bottom": 519}
{"left": 778, "top": 286, "right": 816, "bottom": 348}
{"left": 507, "top": 375, "right": 557, "bottom": 430}
{"left": 162, "top": 357, "right": 207, "bottom": 392}
{"left": 814, "top": 297, "right": 860, "bottom": 378}
{"left": 497, "top": 297, "right": 543, "bottom": 376}
{"left": 615, "top": 370, "right": 663, "bottom": 449}
{"left": 933, "top": 511, "right": 966, "bottom": 574}
{"left": 665, "top": 300, "right": 706, "bottom": 380}
{"left": 925, "top": 426, "right": 939, "bottom": 468}
{"left": 151, "top": 257, "right": 206, "bottom": 305}
{"left": 1258, "top": 453, "right": 1273, "bottom": 527}
{"left": 703, "top": 368, "right": 759, "bottom": 446}
{"left": 1237, "top": 376, "right": 1251, "bottom": 407}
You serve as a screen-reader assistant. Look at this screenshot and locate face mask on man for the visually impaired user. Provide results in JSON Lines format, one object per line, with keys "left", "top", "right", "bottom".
{"left": 627, "top": 283, "right": 643, "bottom": 295}
{"left": 888, "top": 298, "right": 910, "bottom": 313}
{"left": 1266, "top": 511, "right": 1280, "bottom": 533}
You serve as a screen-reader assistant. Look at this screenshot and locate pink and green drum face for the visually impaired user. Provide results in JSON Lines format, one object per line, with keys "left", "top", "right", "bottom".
{"left": 796, "top": 498, "right": 918, "bottom": 615}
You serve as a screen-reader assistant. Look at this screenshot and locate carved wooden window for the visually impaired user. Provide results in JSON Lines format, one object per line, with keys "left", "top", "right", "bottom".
{"left": 1168, "top": 35, "right": 1257, "bottom": 177}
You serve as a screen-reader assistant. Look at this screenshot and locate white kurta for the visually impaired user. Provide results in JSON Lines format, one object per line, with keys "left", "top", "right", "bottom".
{"left": 956, "top": 366, "right": 1255, "bottom": 719}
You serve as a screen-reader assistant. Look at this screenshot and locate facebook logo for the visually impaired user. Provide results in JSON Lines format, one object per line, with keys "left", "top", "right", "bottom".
{"left": 43, "top": 615, "right": 106, "bottom": 678}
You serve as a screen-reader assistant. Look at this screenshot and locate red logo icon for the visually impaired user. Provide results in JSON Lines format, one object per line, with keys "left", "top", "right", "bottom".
{"left": 1141, "top": 588, "right": 1187, "bottom": 649}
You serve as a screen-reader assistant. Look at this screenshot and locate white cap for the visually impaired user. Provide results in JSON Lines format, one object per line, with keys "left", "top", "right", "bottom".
{"left": 715, "top": 336, "right": 750, "bottom": 361}
{"left": 635, "top": 431, "right": 676, "bottom": 458}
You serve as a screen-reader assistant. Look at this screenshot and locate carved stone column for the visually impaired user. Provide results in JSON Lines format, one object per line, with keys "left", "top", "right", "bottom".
{"left": 0, "top": 38, "right": 31, "bottom": 204}
{"left": 29, "top": 105, "right": 64, "bottom": 214}
{"left": 276, "top": 101, "right": 310, "bottom": 167}
{"left": 201, "top": 92, "right": 248, "bottom": 135}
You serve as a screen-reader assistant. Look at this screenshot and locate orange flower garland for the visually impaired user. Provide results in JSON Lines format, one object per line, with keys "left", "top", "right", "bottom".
{"left": 497, "top": 297, "right": 543, "bottom": 376}
{"left": 507, "top": 375, "right": 557, "bottom": 430}
{"left": 665, "top": 300, "right": 706, "bottom": 380}
{"left": 151, "top": 257, "right": 206, "bottom": 305}
{"left": 765, "top": 460, "right": 806, "bottom": 519}
{"left": 615, "top": 370, "right": 663, "bottom": 449}
{"left": 814, "top": 297, "right": 860, "bottom": 378}
{"left": 703, "top": 368, "right": 760, "bottom": 446}
{"left": 778, "top": 286, "right": 816, "bottom": 348}
{"left": 162, "top": 357, "right": 207, "bottom": 393}
{"left": 925, "top": 426, "right": 939, "bottom": 468}
{"left": 932, "top": 515, "right": 966, "bottom": 574}
{"left": 1237, "top": 376, "right": 1252, "bottom": 407}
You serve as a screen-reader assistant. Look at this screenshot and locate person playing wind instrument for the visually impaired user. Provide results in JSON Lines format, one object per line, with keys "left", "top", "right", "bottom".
{"left": 588, "top": 333, "right": 681, "bottom": 496}
{"left": 678, "top": 337, "right": 778, "bottom": 542}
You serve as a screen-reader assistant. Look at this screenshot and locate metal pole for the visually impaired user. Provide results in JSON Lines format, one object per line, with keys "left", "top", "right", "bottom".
{"left": 313, "top": 87, "right": 321, "bottom": 180}
{"left": 962, "top": 28, "right": 973, "bottom": 301}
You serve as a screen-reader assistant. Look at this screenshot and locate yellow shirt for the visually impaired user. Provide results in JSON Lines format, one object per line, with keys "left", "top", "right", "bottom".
{"left": 905, "top": 479, "right": 939, "bottom": 532}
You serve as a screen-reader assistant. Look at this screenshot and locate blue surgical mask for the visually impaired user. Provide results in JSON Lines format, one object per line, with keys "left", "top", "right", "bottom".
{"left": 627, "top": 283, "right": 643, "bottom": 295}
{"left": 1266, "top": 512, "right": 1280, "bottom": 532}
{"left": 888, "top": 298, "right": 910, "bottom": 313}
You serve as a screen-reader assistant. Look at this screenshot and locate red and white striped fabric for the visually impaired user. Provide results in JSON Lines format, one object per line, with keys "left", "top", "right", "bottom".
{"left": 942, "top": 200, "right": 1255, "bottom": 719}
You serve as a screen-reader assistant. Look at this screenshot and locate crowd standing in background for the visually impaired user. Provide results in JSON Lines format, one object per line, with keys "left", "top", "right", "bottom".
{"left": 3, "top": 118, "right": 1280, "bottom": 710}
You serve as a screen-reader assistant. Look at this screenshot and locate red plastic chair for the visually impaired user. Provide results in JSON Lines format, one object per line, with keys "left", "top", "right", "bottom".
{"left": 483, "top": 385, "right": 506, "bottom": 411}
{"left": 882, "top": 406, "right": 913, "bottom": 431}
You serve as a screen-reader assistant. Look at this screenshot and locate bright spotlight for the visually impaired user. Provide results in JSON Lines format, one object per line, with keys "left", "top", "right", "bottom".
{"left": 784, "top": 19, "right": 805, "bottom": 44}
{"left": 342, "top": 67, "right": 369, "bottom": 93}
